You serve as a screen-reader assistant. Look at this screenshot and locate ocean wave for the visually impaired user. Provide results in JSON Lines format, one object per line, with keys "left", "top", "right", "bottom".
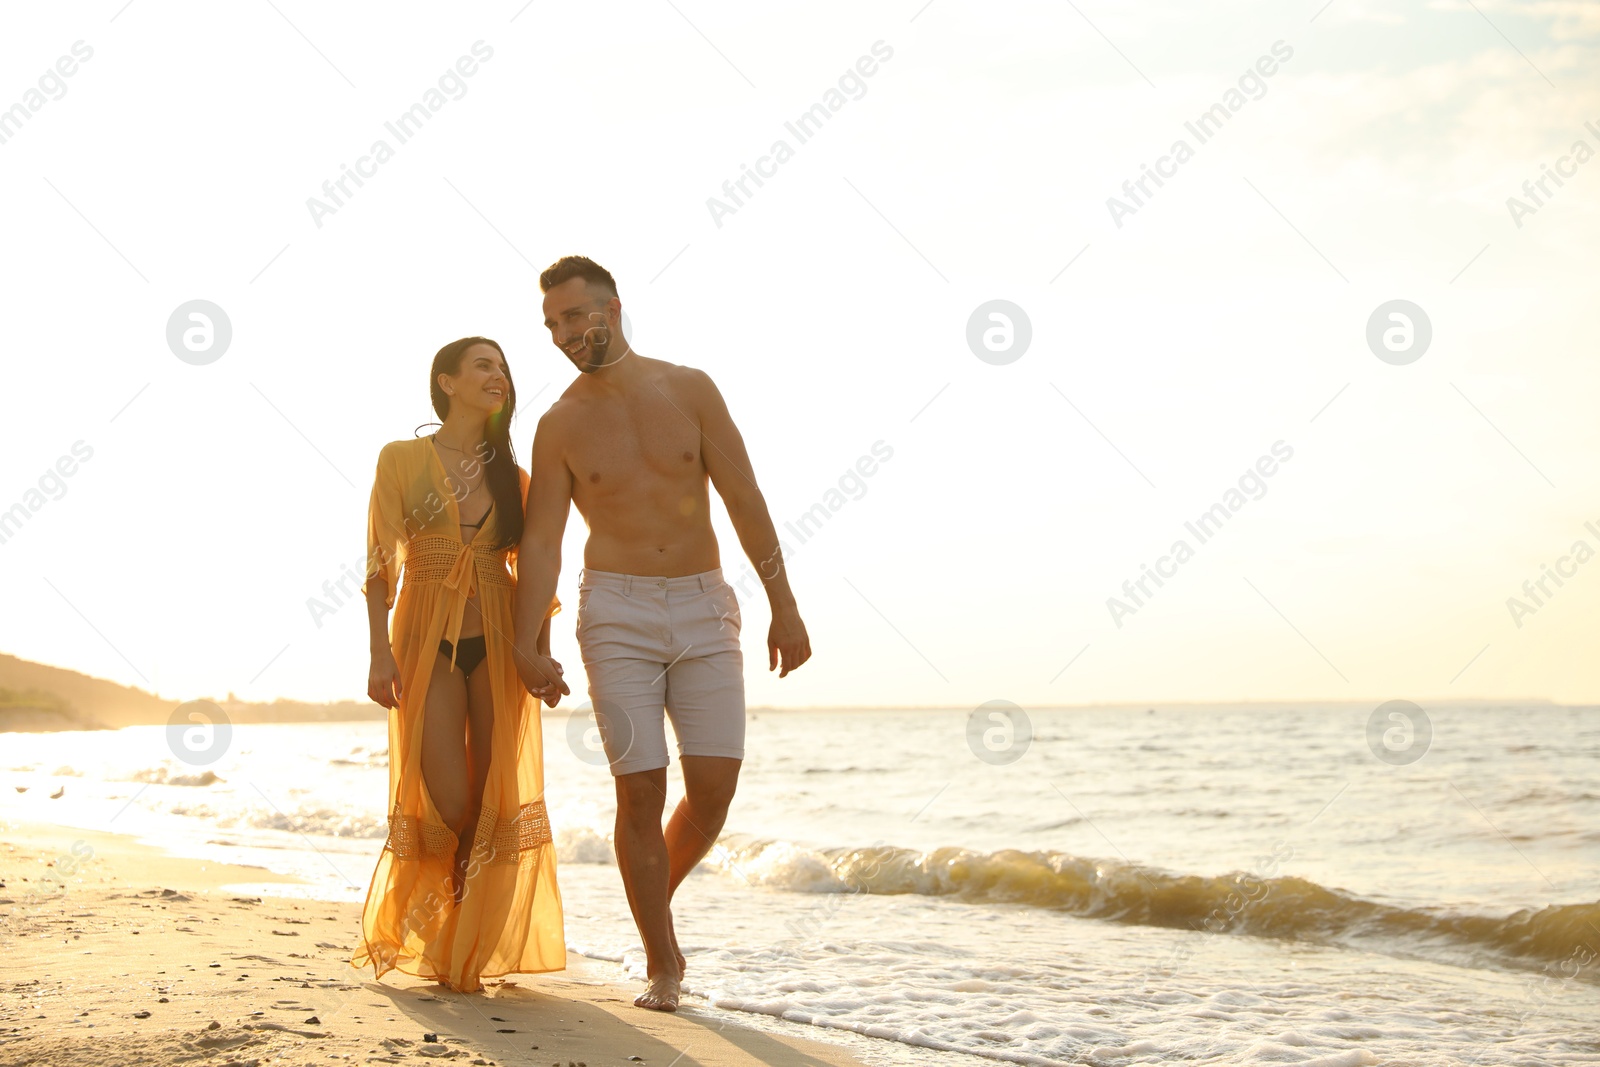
{"left": 1506, "top": 786, "right": 1600, "bottom": 805}
{"left": 555, "top": 824, "right": 616, "bottom": 865}
{"left": 220, "top": 807, "right": 388, "bottom": 839}
{"left": 130, "top": 767, "right": 225, "bottom": 787}
{"left": 328, "top": 746, "right": 388, "bottom": 767}
{"left": 712, "top": 839, "right": 1599, "bottom": 973}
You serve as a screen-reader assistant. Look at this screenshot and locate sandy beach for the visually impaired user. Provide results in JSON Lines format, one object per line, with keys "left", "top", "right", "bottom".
{"left": 0, "top": 819, "right": 865, "bottom": 1067}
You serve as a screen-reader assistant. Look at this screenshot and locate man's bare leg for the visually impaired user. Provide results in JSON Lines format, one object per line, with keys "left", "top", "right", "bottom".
{"left": 662, "top": 756, "right": 742, "bottom": 976}
{"left": 613, "top": 768, "right": 679, "bottom": 1010}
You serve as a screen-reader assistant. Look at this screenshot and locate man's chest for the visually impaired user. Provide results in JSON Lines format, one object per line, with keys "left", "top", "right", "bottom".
{"left": 565, "top": 391, "right": 703, "bottom": 490}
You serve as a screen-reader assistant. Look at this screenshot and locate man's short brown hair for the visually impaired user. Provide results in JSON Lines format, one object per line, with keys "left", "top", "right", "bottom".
{"left": 539, "top": 255, "right": 618, "bottom": 302}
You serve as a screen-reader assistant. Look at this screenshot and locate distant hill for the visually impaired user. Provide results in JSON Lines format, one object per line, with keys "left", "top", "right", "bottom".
{"left": 0, "top": 653, "right": 383, "bottom": 732}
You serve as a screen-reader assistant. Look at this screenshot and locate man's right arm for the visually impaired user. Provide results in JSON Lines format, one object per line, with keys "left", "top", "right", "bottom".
{"left": 512, "top": 409, "right": 573, "bottom": 699}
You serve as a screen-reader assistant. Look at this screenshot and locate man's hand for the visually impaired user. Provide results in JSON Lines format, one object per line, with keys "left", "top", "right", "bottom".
{"left": 532, "top": 657, "right": 566, "bottom": 708}
{"left": 516, "top": 649, "right": 570, "bottom": 703}
{"left": 768, "top": 606, "right": 811, "bottom": 678}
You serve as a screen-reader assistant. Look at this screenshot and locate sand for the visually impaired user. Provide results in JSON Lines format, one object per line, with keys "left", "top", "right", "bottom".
{"left": 0, "top": 819, "right": 865, "bottom": 1067}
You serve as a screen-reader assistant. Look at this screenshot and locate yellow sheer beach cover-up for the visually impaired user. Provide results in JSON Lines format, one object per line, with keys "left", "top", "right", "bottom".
{"left": 351, "top": 436, "right": 565, "bottom": 990}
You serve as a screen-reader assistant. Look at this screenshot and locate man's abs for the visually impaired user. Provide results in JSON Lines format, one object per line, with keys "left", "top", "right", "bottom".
{"left": 583, "top": 532, "right": 719, "bottom": 577}
{"left": 575, "top": 479, "right": 720, "bottom": 577}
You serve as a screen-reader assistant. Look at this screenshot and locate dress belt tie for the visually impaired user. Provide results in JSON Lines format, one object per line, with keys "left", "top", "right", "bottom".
{"left": 442, "top": 542, "right": 479, "bottom": 671}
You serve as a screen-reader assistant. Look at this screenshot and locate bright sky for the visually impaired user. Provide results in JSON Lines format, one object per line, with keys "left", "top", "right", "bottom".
{"left": 1, "top": 1, "right": 1596, "bottom": 712}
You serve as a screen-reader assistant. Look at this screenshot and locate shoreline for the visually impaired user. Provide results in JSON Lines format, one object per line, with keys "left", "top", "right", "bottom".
{"left": 2, "top": 696, "right": 1586, "bottom": 736}
{"left": 0, "top": 817, "right": 868, "bottom": 1067}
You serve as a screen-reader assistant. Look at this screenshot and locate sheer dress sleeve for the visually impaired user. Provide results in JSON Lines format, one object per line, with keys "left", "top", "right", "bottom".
{"left": 363, "top": 443, "right": 409, "bottom": 610}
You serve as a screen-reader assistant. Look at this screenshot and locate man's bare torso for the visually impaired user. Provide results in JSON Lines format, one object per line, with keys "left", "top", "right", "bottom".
{"left": 547, "top": 356, "right": 720, "bottom": 577}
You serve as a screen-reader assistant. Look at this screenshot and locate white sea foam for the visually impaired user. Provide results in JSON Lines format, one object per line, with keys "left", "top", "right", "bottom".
{"left": 131, "top": 767, "right": 224, "bottom": 787}
{"left": 554, "top": 823, "right": 615, "bottom": 865}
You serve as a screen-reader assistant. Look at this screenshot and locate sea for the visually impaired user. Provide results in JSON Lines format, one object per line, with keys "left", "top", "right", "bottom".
{"left": 3, "top": 704, "right": 1597, "bottom": 1067}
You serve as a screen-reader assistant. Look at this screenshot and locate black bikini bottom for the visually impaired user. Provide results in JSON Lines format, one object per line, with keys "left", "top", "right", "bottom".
{"left": 438, "top": 635, "right": 488, "bottom": 677}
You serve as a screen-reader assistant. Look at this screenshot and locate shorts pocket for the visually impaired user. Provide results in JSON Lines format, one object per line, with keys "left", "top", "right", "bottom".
{"left": 711, "top": 583, "right": 741, "bottom": 634}
{"left": 576, "top": 585, "right": 598, "bottom": 636}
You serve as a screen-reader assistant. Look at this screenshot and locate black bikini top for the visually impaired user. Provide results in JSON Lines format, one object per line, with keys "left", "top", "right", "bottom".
{"left": 460, "top": 501, "right": 493, "bottom": 529}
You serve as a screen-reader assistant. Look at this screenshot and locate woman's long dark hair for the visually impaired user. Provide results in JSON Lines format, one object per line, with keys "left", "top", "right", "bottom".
{"left": 429, "top": 336, "right": 523, "bottom": 551}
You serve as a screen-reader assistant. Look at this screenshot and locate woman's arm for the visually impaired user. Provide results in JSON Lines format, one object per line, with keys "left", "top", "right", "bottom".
{"left": 365, "top": 577, "right": 402, "bottom": 708}
{"left": 364, "top": 443, "right": 406, "bottom": 709}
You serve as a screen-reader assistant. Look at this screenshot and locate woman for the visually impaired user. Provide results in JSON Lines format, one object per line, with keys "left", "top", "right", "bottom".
{"left": 351, "top": 336, "right": 565, "bottom": 993}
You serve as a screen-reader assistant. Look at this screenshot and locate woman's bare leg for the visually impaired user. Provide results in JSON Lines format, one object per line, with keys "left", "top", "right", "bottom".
{"left": 458, "top": 664, "right": 497, "bottom": 893}
{"left": 421, "top": 653, "right": 470, "bottom": 902}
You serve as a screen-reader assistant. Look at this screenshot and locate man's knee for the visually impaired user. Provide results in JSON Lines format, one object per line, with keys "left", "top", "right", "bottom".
{"left": 615, "top": 771, "right": 668, "bottom": 824}
{"left": 682, "top": 757, "right": 741, "bottom": 815}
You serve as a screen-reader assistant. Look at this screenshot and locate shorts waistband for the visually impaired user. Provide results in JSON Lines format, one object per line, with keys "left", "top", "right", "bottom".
{"left": 579, "top": 567, "right": 724, "bottom": 594}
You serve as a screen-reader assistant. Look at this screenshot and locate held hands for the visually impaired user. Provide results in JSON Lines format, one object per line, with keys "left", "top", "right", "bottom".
{"left": 768, "top": 605, "right": 812, "bottom": 678}
{"left": 368, "top": 649, "right": 403, "bottom": 709}
{"left": 516, "top": 650, "right": 570, "bottom": 707}
{"left": 373, "top": 646, "right": 564, "bottom": 709}
{"left": 532, "top": 657, "right": 565, "bottom": 708}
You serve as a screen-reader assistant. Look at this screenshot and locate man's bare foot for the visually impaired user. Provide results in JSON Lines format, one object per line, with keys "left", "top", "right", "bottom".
{"left": 634, "top": 973, "right": 680, "bottom": 1012}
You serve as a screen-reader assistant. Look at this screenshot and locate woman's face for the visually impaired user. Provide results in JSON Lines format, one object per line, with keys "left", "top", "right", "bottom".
{"left": 439, "top": 343, "right": 511, "bottom": 417}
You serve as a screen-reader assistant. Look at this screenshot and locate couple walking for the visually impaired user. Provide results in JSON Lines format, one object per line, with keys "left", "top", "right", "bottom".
{"left": 350, "top": 256, "right": 811, "bottom": 1010}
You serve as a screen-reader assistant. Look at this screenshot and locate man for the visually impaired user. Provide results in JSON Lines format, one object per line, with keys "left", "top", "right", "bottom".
{"left": 511, "top": 255, "right": 811, "bottom": 1012}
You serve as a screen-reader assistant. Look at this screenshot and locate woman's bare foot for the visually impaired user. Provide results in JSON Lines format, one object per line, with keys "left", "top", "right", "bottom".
{"left": 435, "top": 976, "right": 482, "bottom": 993}
{"left": 634, "top": 973, "right": 680, "bottom": 1012}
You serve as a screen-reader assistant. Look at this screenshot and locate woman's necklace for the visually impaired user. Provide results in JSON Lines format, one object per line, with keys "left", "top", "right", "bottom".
{"left": 433, "top": 436, "right": 487, "bottom": 494}
{"left": 433, "top": 433, "right": 486, "bottom": 455}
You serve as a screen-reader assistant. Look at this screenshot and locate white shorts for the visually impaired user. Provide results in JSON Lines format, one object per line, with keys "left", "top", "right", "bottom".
{"left": 575, "top": 567, "right": 745, "bottom": 776}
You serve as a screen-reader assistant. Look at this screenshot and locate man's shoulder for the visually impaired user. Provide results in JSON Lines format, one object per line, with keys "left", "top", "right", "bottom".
{"left": 542, "top": 377, "right": 590, "bottom": 413}
{"left": 534, "top": 392, "right": 585, "bottom": 445}
{"left": 534, "top": 397, "right": 570, "bottom": 428}
{"left": 652, "top": 359, "right": 715, "bottom": 394}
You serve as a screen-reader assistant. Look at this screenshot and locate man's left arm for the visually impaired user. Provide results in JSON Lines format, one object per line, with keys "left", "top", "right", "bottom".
{"left": 688, "top": 368, "right": 811, "bottom": 678}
